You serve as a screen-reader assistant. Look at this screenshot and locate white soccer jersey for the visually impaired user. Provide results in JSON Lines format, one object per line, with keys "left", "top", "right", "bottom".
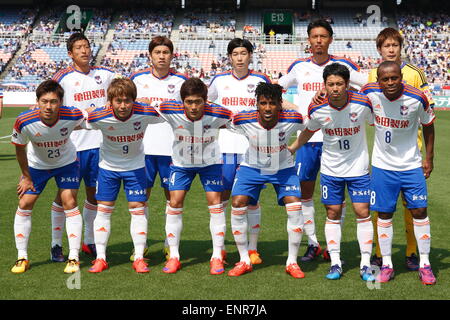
{"left": 53, "top": 65, "right": 117, "bottom": 152}
{"left": 130, "top": 68, "right": 187, "bottom": 156}
{"left": 11, "top": 106, "right": 84, "bottom": 170}
{"left": 230, "top": 110, "right": 305, "bottom": 173}
{"left": 208, "top": 70, "right": 271, "bottom": 154}
{"left": 361, "top": 82, "right": 435, "bottom": 171}
{"left": 307, "top": 91, "right": 373, "bottom": 177}
{"left": 84, "top": 103, "right": 163, "bottom": 172}
{"left": 279, "top": 55, "right": 367, "bottom": 142}
{"left": 156, "top": 101, "right": 232, "bottom": 168}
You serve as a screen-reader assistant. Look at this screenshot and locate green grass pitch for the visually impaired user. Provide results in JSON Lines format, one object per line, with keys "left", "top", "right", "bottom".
{"left": 0, "top": 107, "right": 449, "bottom": 300}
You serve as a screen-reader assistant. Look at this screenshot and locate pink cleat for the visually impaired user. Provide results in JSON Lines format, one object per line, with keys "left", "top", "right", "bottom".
{"left": 419, "top": 265, "right": 436, "bottom": 285}
{"left": 376, "top": 265, "right": 395, "bottom": 283}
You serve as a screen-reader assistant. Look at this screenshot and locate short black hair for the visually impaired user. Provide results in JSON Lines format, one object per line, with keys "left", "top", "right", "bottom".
{"left": 36, "top": 80, "right": 64, "bottom": 100}
{"left": 227, "top": 38, "right": 253, "bottom": 55}
{"left": 67, "top": 32, "right": 90, "bottom": 52}
{"left": 377, "top": 60, "right": 401, "bottom": 78}
{"left": 180, "top": 78, "right": 208, "bottom": 101}
{"left": 323, "top": 63, "right": 350, "bottom": 83}
{"left": 307, "top": 19, "right": 333, "bottom": 37}
{"left": 255, "top": 82, "right": 283, "bottom": 104}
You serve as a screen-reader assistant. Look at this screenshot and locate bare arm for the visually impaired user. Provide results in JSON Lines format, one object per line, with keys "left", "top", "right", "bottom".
{"left": 281, "top": 99, "right": 300, "bottom": 111}
{"left": 288, "top": 129, "right": 315, "bottom": 154}
{"left": 422, "top": 123, "right": 435, "bottom": 179}
{"left": 15, "top": 144, "right": 35, "bottom": 198}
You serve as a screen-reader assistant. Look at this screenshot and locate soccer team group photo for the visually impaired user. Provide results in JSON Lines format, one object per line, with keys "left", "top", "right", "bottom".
{"left": 0, "top": 0, "right": 448, "bottom": 300}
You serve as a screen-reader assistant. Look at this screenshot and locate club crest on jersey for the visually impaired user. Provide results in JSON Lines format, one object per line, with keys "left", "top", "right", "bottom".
{"left": 95, "top": 75, "right": 102, "bottom": 85}
{"left": 133, "top": 121, "right": 141, "bottom": 130}
{"left": 60, "top": 128, "right": 68, "bottom": 136}
{"left": 400, "top": 105, "right": 409, "bottom": 116}
{"left": 203, "top": 124, "right": 211, "bottom": 133}
{"left": 349, "top": 112, "right": 358, "bottom": 122}
{"left": 247, "top": 84, "right": 256, "bottom": 93}
{"left": 279, "top": 131, "right": 286, "bottom": 141}
{"left": 168, "top": 84, "right": 175, "bottom": 94}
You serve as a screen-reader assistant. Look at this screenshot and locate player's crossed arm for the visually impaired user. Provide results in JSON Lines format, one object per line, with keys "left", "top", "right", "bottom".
{"left": 288, "top": 129, "right": 315, "bottom": 155}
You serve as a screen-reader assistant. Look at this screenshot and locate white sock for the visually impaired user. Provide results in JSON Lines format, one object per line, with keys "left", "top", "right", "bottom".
{"left": 166, "top": 206, "right": 183, "bottom": 259}
{"left": 209, "top": 204, "right": 225, "bottom": 259}
{"left": 130, "top": 207, "right": 147, "bottom": 260}
{"left": 94, "top": 204, "right": 114, "bottom": 260}
{"left": 377, "top": 218, "right": 393, "bottom": 267}
{"left": 286, "top": 202, "right": 304, "bottom": 266}
{"left": 51, "top": 202, "right": 64, "bottom": 247}
{"left": 247, "top": 203, "right": 261, "bottom": 251}
{"left": 231, "top": 206, "right": 250, "bottom": 264}
{"left": 14, "top": 207, "right": 32, "bottom": 259}
{"left": 82, "top": 200, "right": 97, "bottom": 245}
{"left": 413, "top": 216, "right": 431, "bottom": 268}
{"left": 357, "top": 216, "right": 373, "bottom": 268}
{"left": 164, "top": 201, "right": 169, "bottom": 248}
{"left": 325, "top": 218, "right": 341, "bottom": 267}
{"left": 221, "top": 200, "right": 229, "bottom": 252}
{"left": 301, "top": 199, "right": 319, "bottom": 246}
{"left": 65, "top": 207, "right": 82, "bottom": 261}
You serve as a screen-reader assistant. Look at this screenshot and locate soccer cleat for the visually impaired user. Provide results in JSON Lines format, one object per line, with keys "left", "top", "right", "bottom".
{"left": 326, "top": 264, "right": 343, "bottom": 280}
{"left": 301, "top": 244, "right": 322, "bottom": 262}
{"left": 163, "top": 257, "right": 181, "bottom": 274}
{"left": 82, "top": 243, "right": 97, "bottom": 257}
{"left": 286, "top": 263, "right": 305, "bottom": 279}
{"left": 163, "top": 246, "right": 170, "bottom": 261}
{"left": 419, "top": 265, "right": 436, "bottom": 285}
{"left": 130, "top": 247, "right": 150, "bottom": 262}
{"left": 228, "top": 261, "right": 253, "bottom": 277}
{"left": 88, "top": 258, "right": 108, "bottom": 273}
{"left": 360, "top": 265, "right": 376, "bottom": 281}
{"left": 370, "top": 255, "right": 383, "bottom": 267}
{"left": 210, "top": 258, "right": 225, "bottom": 275}
{"left": 376, "top": 265, "right": 395, "bottom": 283}
{"left": 64, "top": 259, "right": 80, "bottom": 274}
{"left": 221, "top": 249, "right": 228, "bottom": 264}
{"left": 11, "top": 258, "right": 30, "bottom": 274}
{"left": 50, "top": 244, "right": 65, "bottom": 262}
{"left": 132, "top": 258, "right": 150, "bottom": 273}
{"left": 248, "top": 250, "right": 262, "bottom": 265}
{"left": 406, "top": 253, "right": 420, "bottom": 271}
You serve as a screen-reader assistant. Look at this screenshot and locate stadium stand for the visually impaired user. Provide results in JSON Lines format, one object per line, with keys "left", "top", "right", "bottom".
{"left": 0, "top": 8, "right": 36, "bottom": 37}
{"left": 179, "top": 9, "right": 236, "bottom": 40}
{"left": 0, "top": 39, "right": 20, "bottom": 73}
{"left": 114, "top": 9, "right": 174, "bottom": 39}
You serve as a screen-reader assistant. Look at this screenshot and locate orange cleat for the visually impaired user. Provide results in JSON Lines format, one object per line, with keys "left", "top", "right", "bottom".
{"left": 286, "top": 263, "right": 305, "bottom": 279}
{"left": 88, "top": 258, "right": 108, "bottom": 273}
{"left": 221, "top": 250, "right": 228, "bottom": 264}
{"left": 248, "top": 250, "right": 262, "bottom": 265}
{"left": 163, "top": 257, "right": 181, "bottom": 274}
{"left": 210, "top": 258, "right": 225, "bottom": 275}
{"left": 228, "top": 261, "right": 253, "bottom": 277}
{"left": 132, "top": 258, "right": 150, "bottom": 273}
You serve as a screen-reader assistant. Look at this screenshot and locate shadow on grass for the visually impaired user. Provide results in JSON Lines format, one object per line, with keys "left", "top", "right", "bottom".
{"left": 0, "top": 154, "right": 15, "bottom": 161}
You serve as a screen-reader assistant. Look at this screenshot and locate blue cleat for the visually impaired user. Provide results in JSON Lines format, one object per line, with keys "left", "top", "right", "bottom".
{"left": 360, "top": 265, "right": 376, "bottom": 281}
{"left": 406, "top": 254, "right": 420, "bottom": 271}
{"left": 50, "top": 244, "right": 65, "bottom": 262}
{"left": 326, "top": 264, "right": 342, "bottom": 280}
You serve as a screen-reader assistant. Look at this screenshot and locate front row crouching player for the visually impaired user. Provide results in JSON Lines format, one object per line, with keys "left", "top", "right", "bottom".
{"left": 11, "top": 80, "right": 84, "bottom": 274}
{"left": 228, "top": 83, "right": 305, "bottom": 278}
{"left": 361, "top": 61, "right": 436, "bottom": 285}
{"left": 289, "top": 63, "right": 374, "bottom": 281}
{"left": 154, "top": 78, "right": 232, "bottom": 275}
{"left": 84, "top": 78, "right": 163, "bottom": 273}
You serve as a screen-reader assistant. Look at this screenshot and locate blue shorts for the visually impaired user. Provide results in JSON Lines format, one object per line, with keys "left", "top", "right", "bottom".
{"left": 77, "top": 148, "right": 99, "bottom": 187}
{"left": 222, "top": 153, "right": 243, "bottom": 191}
{"left": 320, "top": 173, "right": 370, "bottom": 205}
{"left": 370, "top": 166, "right": 428, "bottom": 213}
{"left": 26, "top": 161, "right": 80, "bottom": 195}
{"left": 145, "top": 155, "right": 172, "bottom": 189}
{"left": 232, "top": 166, "right": 301, "bottom": 206}
{"left": 169, "top": 164, "right": 224, "bottom": 192}
{"left": 96, "top": 167, "right": 148, "bottom": 202}
{"left": 295, "top": 142, "right": 322, "bottom": 182}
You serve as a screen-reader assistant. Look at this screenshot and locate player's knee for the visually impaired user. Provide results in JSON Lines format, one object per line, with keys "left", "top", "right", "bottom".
{"left": 18, "top": 198, "right": 34, "bottom": 211}
{"left": 325, "top": 206, "right": 341, "bottom": 220}
{"left": 410, "top": 207, "right": 427, "bottom": 219}
{"left": 62, "top": 198, "right": 77, "bottom": 210}
{"left": 231, "top": 196, "right": 248, "bottom": 208}
{"left": 378, "top": 212, "right": 394, "bottom": 220}
{"left": 128, "top": 201, "right": 146, "bottom": 209}
{"left": 169, "top": 199, "right": 183, "bottom": 208}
